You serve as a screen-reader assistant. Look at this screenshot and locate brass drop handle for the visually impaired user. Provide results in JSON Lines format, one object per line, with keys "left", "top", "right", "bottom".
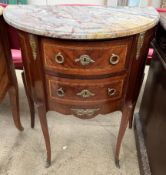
{"left": 108, "top": 88, "right": 116, "bottom": 96}
{"left": 56, "top": 88, "right": 65, "bottom": 97}
{"left": 55, "top": 52, "right": 65, "bottom": 64}
{"left": 75, "top": 55, "right": 95, "bottom": 66}
{"left": 110, "top": 54, "right": 120, "bottom": 65}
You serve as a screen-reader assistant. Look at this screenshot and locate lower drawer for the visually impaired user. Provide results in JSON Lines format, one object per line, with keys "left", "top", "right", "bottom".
{"left": 46, "top": 74, "right": 127, "bottom": 118}
{"left": 46, "top": 74, "right": 126, "bottom": 105}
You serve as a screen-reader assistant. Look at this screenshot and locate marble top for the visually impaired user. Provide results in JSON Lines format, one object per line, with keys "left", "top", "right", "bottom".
{"left": 0, "top": 6, "right": 3, "bottom": 16}
{"left": 160, "top": 13, "right": 166, "bottom": 30}
{"left": 3, "top": 5, "right": 159, "bottom": 40}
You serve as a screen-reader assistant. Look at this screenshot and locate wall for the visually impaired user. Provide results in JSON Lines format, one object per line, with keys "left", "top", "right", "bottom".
{"left": 128, "top": 0, "right": 161, "bottom": 7}
{"left": 162, "top": 0, "right": 166, "bottom": 7}
{"left": 107, "top": 0, "right": 118, "bottom": 6}
{"left": 28, "top": 0, "right": 46, "bottom": 5}
{"left": 28, "top": 0, "right": 161, "bottom": 7}
{"left": 28, "top": 0, "right": 106, "bottom": 5}
{"left": 139, "top": 0, "right": 161, "bottom": 7}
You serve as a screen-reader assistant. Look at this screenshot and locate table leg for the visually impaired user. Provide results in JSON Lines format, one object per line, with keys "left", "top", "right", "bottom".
{"left": 37, "top": 104, "right": 51, "bottom": 168}
{"left": 21, "top": 72, "right": 35, "bottom": 128}
{"left": 8, "top": 86, "right": 24, "bottom": 131}
{"left": 115, "top": 102, "right": 133, "bottom": 168}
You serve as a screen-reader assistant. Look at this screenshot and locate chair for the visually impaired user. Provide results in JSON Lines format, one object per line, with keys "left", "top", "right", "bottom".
{"left": 0, "top": 3, "right": 23, "bottom": 69}
{"left": 0, "top": 11, "right": 23, "bottom": 131}
{"left": 147, "top": 8, "right": 166, "bottom": 65}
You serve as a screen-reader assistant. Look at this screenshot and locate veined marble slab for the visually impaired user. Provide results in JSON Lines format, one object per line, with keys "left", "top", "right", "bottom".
{"left": 3, "top": 5, "right": 159, "bottom": 40}
{"left": 160, "top": 13, "right": 166, "bottom": 30}
{"left": 0, "top": 7, "right": 3, "bottom": 16}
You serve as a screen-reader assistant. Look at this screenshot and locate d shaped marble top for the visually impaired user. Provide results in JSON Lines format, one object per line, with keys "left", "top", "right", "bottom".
{"left": 0, "top": 7, "right": 3, "bottom": 16}
{"left": 160, "top": 13, "right": 166, "bottom": 30}
{"left": 3, "top": 5, "right": 159, "bottom": 40}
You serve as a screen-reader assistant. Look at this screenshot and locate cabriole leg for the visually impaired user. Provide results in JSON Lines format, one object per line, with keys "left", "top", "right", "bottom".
{"left": 21, "top": 72, "right": 35, "bottom": 128}
{"left": 37, "top": 104, "right": 51, "bottom": 168}
{"left": 8, "top": 86, "right": 24, "bottom": 131}
{"left": 115, "top": 102, "right": 133, "bottom": 168}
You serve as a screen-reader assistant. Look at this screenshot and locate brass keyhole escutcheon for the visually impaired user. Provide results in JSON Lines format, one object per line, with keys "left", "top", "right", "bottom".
{"left": 110, "top": 54, "right": 120, "bottom": 65}
{"left": 75, "top": 55, "right": 95, "bottom": 66}
{"left": 108, "top": 88, "right": 116, "bottom": 96}
{"left": 57, "top": 88, "right": 65, "bottom": 97}
{"left": 55, "top": 52, "right": 65, "bottom": 64}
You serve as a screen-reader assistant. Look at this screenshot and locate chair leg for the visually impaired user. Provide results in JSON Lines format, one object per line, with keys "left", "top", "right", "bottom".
{"left": 8, "top": 86, "right": 24, "bottom": 131}
{"left": 37, "top": 104, "right": 51, "bottom": 168}
{"left": 115, "top": 102, "right": 133, "bottom": 168}
{"left": 21, "top": 72, "right": 35, "bottom": 128}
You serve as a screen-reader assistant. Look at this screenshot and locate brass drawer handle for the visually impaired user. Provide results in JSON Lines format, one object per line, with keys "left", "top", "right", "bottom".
{"left": 55, "top": 52, "right": 64, "bottom": 64}
{"left": 75, "top": 55, "right": 95, "bottom": 66}
{"left": 77, "top": 89, "right": 95, "bottom": 98}
{"left": 110, "top": 54, "right": 120, "bottom": 65}
{"left": 56, "top": 88, "right": 65, "bottom": 97}
{"left": 108, "top": 88, "right": 116, "bottom": 96}
{"left": 71, "top": 108, "right": 100, "bottom": 117}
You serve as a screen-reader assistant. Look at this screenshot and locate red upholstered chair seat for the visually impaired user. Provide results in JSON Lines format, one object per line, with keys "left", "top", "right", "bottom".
{"left": 147, "top": 48, "right": 154, "bottom": 65}
{"left": 148, "top": 48, "right": 154, "bottom": 58}
{"left": 11, "top": 49, "right": 22, "bottom": 69}
{"left": 157, "top": 8, "right": 166, "bottom": 12}
{"left": 0, "top": 3, "right": 7, "bottom": 7}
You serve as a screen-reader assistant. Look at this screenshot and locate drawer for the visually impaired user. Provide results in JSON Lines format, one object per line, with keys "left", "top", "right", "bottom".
{"left": 46, "top": 75, "right": 126, "bottom": 105}
{"left": 42, "top": 38, "right": 133, "bottom": 76}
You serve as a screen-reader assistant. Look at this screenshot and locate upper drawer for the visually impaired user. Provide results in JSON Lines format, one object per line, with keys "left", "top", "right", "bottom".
{"left": 41, "top": 37, "right": 133, "bottom": 76}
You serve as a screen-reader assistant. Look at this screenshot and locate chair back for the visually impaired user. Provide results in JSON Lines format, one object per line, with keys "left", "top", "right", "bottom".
{"left": 0, "top": 3, "right": 20, "bottom": 49}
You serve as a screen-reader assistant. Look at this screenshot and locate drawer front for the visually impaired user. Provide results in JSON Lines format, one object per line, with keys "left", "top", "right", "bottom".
{"left": 42, "top": 38, "right": 132, "bottom": 76}
{"left": 46, "top": 75, "right": 126, "bottom": 104}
